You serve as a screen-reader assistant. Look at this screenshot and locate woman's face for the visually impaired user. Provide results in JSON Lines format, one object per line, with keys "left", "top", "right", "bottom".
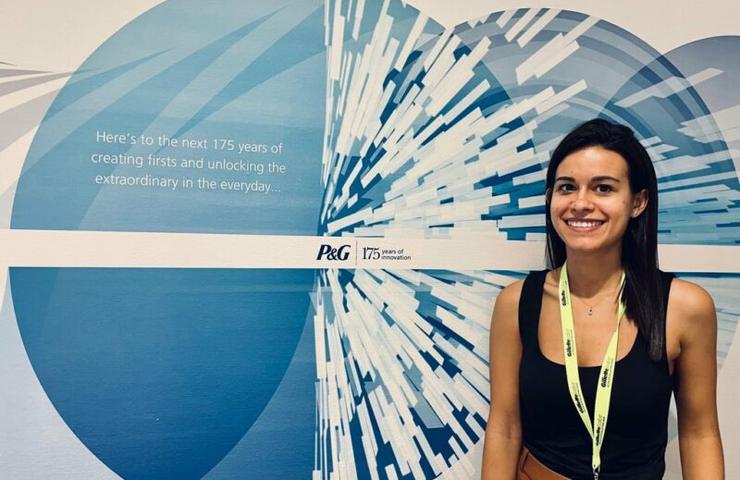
{"left": 549, "top": 146, "right": 647, "bottom": 256}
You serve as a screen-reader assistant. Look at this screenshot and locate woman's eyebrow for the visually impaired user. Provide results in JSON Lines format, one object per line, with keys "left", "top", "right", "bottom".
{"left": 554, "top": 176, "right": 575, "bottom": 182}
{"left": 590, "top": 175, "right": 621, "bottom": 183}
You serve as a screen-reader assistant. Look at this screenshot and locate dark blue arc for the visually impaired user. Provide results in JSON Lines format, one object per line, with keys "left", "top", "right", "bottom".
{"left": 11, "top": 267, "right": 313, "bottom": 480}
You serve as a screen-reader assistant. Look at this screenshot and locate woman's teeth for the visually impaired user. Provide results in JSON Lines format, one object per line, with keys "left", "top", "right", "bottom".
{"left": 566, "top": 220, "right": 604, "bottom": 228}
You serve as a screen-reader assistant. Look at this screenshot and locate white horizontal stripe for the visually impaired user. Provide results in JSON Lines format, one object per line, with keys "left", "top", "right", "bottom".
{"left": 0, "top": 229, "right": 737, "bottom": 272}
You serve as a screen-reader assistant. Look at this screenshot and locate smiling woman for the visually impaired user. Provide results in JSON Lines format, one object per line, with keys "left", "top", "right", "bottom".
{"left": 482, "top": 119, "right": 724, "bottom": 480}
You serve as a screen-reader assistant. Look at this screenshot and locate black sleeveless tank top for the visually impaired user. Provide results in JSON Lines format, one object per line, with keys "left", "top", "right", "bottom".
{"left": 518, "top": 270, "right": 675, "bottom": 480}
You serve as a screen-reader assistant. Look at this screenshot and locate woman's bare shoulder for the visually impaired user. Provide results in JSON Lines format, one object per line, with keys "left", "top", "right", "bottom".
{"left": 496, "top": 280, "right": 524, "bottom": 306}
{"left": 668, "top": 278, "right": 715, "bottom": 316}
{"left": 490, "top": 280, "right": 524, "bottom": 331}
{"left": 667, "top": 278, "right": 717, "bottom": 339}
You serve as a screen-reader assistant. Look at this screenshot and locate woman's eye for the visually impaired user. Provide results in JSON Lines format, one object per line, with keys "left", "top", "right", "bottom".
{"left": 596, "top": 184, "right": 614, "bottom": 193}
{"left": 556, "top": 183, "right": 575, "bottom": 193}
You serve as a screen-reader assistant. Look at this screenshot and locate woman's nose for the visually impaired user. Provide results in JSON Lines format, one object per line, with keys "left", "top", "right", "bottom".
{"left": 571, "top": 189, "right": 594, "bottom": 211}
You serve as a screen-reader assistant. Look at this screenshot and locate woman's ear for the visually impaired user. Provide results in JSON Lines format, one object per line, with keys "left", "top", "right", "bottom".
{"left": 631, "top": 189, "right": 648, "bottom": 218}
{"left": 545, "top": 187, "right": 552, "bottom": 203}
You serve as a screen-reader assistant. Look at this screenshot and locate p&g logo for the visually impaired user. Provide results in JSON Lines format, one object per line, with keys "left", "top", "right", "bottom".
{"left": 317, "top": 244, "right": 351, "bottom": 261}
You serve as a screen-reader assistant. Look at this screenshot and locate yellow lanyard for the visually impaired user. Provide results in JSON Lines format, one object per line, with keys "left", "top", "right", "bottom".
{"left": 559, "top": 263, "right": 626, "bottom": 480}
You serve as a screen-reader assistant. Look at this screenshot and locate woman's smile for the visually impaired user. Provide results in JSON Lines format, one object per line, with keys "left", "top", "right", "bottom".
{"left": 564, "top": 218, "right": 606, "bottom": 232}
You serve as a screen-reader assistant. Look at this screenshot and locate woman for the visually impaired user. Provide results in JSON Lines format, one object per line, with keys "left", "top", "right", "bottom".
{"left": 481, "top": 119, "right": 724, "bottom": 479}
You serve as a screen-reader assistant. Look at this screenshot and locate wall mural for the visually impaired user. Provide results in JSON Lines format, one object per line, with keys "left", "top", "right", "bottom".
{"left": 1, "top": 1, "right": 737, "bottom": 479}
{"left": 315, "top": 3, "right": 738, "bottom": 478}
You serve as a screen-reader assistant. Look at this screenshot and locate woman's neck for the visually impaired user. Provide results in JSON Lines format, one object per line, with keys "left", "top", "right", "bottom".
{"left": 563, "top": 247, "right": 623, "bottom": 298}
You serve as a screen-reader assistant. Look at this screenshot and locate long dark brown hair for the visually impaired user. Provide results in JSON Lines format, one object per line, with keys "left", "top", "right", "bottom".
{"left": 544, "top": 118, "right": 665, "bottom": 361}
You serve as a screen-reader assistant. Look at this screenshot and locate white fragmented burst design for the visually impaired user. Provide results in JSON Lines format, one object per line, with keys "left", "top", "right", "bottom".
{"left": 315, "top": 3, "right": 738, "bottom": 479}
{"left": 319, "top": 4, "right": 549, "bottom": 241}
{"left": 313, "top": 268, "right": 518, "bottom": 479}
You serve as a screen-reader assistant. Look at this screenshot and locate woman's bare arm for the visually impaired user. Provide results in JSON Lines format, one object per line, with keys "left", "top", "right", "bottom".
{"left": 482, "top": 281, "right": 524, "bottom": 480}
{"left": 670, "top": 279, "right": 724, "bottom": 479}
